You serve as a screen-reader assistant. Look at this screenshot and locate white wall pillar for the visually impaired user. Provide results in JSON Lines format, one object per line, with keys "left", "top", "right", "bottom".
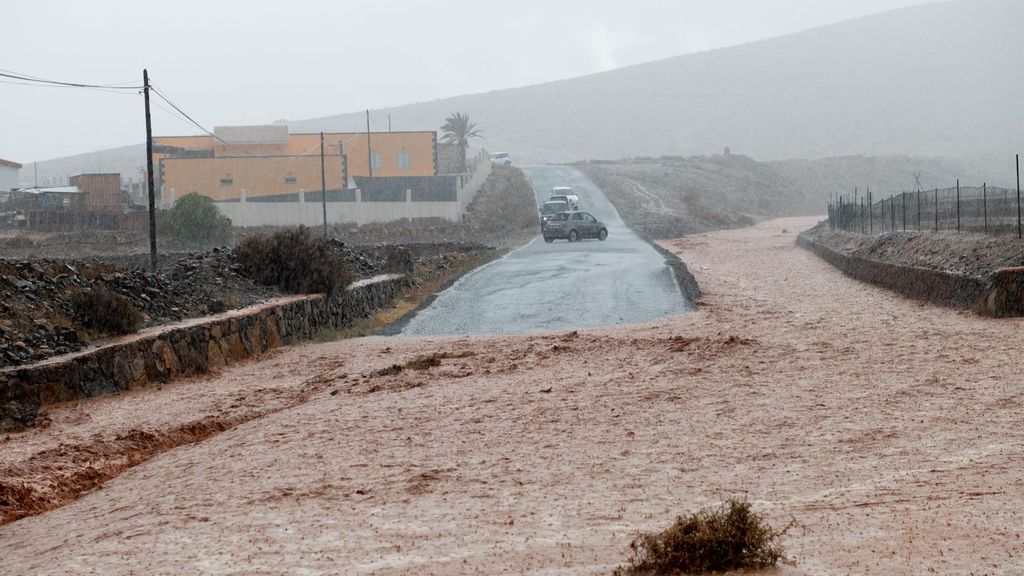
{"left": 239, "top": 189, "right": 247, "bottom": 228}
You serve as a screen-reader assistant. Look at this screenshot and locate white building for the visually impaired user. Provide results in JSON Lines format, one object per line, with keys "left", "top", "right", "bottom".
{"left": 0, "top": 159, "right": 22, "bottom": 192}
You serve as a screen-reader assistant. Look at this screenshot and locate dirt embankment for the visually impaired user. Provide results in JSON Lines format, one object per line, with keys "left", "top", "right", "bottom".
{"left": 801, "top": 221, "right": 1024, "bottom": 277}
{"left": 578, "top": 155, "right": 813, "bottom": 239}
{"left": 800, "top": 222, "right": 1024, "bottom": 315}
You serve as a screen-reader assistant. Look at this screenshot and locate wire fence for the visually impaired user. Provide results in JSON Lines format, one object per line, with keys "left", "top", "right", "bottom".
{"left": 827, "top": 156, "right": 1023, "bottom": 238}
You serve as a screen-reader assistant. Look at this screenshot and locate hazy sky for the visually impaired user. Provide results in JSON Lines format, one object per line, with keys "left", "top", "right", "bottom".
{"left": 3, "top": 0, "right": 933, "bottom": 163}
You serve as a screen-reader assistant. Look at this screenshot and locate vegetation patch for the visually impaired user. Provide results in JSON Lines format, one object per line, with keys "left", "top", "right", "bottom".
{"left": 163, "top": 193, "right": 233, "bottom": 250}
{"left": 614, "top": 499, "right": 788, "bottom": 575}
{"left": 235, "top": 226, "right": 355, "bottom": 295}
{"left": 72, "top": 285, "right": 143, "bottom": 336}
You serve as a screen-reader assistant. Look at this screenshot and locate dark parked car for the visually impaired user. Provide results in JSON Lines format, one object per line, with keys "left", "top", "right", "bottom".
{"left": 542, "top": 211, "right": 608, "bottom": 243}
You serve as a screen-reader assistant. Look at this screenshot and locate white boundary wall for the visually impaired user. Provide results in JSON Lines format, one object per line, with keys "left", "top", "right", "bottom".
{"left": 198, "top": 151, "right": 492, "bottom": 227}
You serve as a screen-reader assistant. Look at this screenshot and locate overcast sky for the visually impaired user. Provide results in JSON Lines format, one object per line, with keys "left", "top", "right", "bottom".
{"left": 3, "top": 0, "right": 933, "bottom": 164}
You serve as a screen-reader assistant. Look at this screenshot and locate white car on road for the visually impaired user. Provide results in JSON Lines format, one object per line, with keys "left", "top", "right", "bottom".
{"left": 549, "top": 186, "right": 579, "bottom": 210}
{"left": 489, "top": 152, "right": 513, "bottom": 166}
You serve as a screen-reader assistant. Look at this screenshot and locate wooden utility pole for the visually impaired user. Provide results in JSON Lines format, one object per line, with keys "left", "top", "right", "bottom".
{"left": 320, "top": 131, "right": 328, "bottom": 236}
{"left": 143, "top": 69, "right": 157, "bottom": 272}
{"left": 366, "top": 110, "right": 373, "bottom": 177}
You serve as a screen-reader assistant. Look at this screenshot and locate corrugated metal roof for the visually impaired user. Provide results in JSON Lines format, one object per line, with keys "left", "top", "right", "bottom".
{"left": 214, "top": 125, "right": 289, "bottom": 146}
{"left": 0, "top": 158, "right": 23, "bottom": 169}
{"left": 17, "top": 186, "right": 82, "bottom": 195}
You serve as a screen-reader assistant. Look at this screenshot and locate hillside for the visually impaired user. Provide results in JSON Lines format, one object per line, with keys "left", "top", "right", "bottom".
{"left": 579, "top": 154, "right": 814, "bottom": 239}
{"left": 768, "top": 154, "right": 1018, "bottom": 197}
{"left": 288, "top": 0, "right": 1021, "bottom": 163}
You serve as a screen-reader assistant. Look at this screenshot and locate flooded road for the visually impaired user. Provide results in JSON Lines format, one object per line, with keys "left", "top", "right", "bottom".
{"left": 398, "top": 166, "right": 690, "bottom": 336}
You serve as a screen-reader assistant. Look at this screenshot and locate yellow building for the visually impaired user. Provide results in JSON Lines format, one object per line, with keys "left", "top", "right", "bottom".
{"left": 155, "top": 125, "right": 438, "bottom": 201}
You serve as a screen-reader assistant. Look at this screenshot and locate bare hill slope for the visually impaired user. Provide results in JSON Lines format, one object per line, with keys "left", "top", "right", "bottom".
{"left": 288, "top": 0, "right": 1022, "bottom": 163}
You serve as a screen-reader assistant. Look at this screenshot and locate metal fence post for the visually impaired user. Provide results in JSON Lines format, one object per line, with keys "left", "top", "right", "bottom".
{"left": 902, "top": 191, "right": 907, "bottom": 231}
{"left": 891, "top": 194, "right": 896, "bottom": 232}
{"left": 934, "top": 188, "right": 938, "bottom": 232}
{"left": 983, "top": 183, "right": 988, "bottom": 234}
{"left": 868, "top": 188, "right": 873, "bottom": 234}
{"left": 956, "top": 179, "right": 961, "bottom": 233}
{"left": 1017, "top": 154, "right": 1021, "bottom": 239}
{"left": 916, "top": 189, "right": 921, "bottom": 231}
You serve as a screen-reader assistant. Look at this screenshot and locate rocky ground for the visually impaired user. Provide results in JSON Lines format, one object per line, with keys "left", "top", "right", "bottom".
{"left": 2, "top": 217, "right": 1022, "bottom": 574}
{"left": 802, "top": 221, "right": 1024, "bottom": 276}
{"left": 0, "top": 241, "right": 490, "bottom": 368}
{"left": 0, "top": 251, "right": 279, "bottom": 367}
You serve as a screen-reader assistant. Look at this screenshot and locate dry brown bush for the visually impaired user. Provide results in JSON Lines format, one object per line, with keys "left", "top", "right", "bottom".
{"left": 72, "top": 285, "right": 143, "bottom": 336}
{"left": 614, "top": 499, "right": 787, "bottom": 575}
{"left": 234, "top": 226, "right": 354, "bottom": 296}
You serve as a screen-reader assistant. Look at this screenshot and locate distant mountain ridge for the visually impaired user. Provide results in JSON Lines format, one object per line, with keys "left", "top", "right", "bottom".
{"left": 23, "top": 0, "right": 1021, "bottom": 191}
{"left": 286, "top": 0, "right": 1021, "bottom": 164}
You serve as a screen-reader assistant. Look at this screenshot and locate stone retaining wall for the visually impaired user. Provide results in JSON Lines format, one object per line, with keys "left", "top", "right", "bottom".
{"left": 0, "top": 274, "right": 405, "bottom": 429}
{"left": 796, "top": 233, "right": 989, "bottom": 309}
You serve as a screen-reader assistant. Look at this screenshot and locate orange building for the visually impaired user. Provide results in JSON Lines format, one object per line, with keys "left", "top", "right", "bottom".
{"left": 154, "top": 125, "right": 438, "bottom": 202}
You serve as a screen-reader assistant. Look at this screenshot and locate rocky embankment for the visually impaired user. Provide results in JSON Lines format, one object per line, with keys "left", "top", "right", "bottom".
{"left": 0, "top": 251, "right": 279, "bottom": 367}
{"left": 0, "top": 241, "right": 489, "bottom": 368}
{"left": 799, "top": 221, "right": 1024, "bottom": 316}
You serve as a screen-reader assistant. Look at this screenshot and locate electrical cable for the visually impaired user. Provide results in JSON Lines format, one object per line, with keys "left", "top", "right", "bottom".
{"left": 0, "top": 69, "right": 142, "bottom": 90}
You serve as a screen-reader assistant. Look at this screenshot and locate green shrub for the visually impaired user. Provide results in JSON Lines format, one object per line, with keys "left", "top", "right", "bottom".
{"left": 164, "top": 193, "right": 233, "bottom": 250}
{"left": 72, "top": 285, "right": 143, "bottom": 335}
{"left": 614, "top": 499, "right": 787, "bottom": 575}
{"left": 234, "top": 226, "right": 354, "bottom": 295}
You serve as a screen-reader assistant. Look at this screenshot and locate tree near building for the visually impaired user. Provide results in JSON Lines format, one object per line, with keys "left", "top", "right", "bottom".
{"left": 440, "top": 112, "right": 482, "bottom": 172}
{"left": 164, "top": 193, "right": 233, "bottom": 250}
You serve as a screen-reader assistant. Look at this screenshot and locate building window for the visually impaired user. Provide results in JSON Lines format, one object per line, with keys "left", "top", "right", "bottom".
{"left": 220, "top": 178, "right": 234, "bottom": 186}
{"left": 371, "top": 152, "right": 382, "bottom": 171}
{"left": 397, "top": 151, "right": 412, "bottom": 170}
{"left": 284, "top": 176, "right": 298, "bottom": 184}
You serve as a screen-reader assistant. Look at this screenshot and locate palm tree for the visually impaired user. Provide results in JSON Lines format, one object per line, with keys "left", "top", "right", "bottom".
{"left": 440, "top": 112, "right": 482, "bottom": 172}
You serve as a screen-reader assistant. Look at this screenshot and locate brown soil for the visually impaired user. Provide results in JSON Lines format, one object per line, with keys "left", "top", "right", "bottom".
{"left": 1, "top": 217, "right": 1023, "bottom": 574}
{"left": 803, "top": 221, "right": 1024, "bottom": 276}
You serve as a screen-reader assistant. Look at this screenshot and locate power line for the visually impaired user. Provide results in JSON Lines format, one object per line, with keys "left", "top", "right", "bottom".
{"left": 150, "top": 85, "right": 234, "bottom": 147}
{"left": 150, "top": 84, "right": 287, "bottom": 159}
{"left": 0, "top": 69, "right": 141, "bottom": 90}
{"left": 0, "top": 77, "right": 140, "bottom": 95}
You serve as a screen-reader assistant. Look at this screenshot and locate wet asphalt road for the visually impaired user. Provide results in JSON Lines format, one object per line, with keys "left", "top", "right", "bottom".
{"left": 397, "top": 165, "right": 690, "bottom": 336}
